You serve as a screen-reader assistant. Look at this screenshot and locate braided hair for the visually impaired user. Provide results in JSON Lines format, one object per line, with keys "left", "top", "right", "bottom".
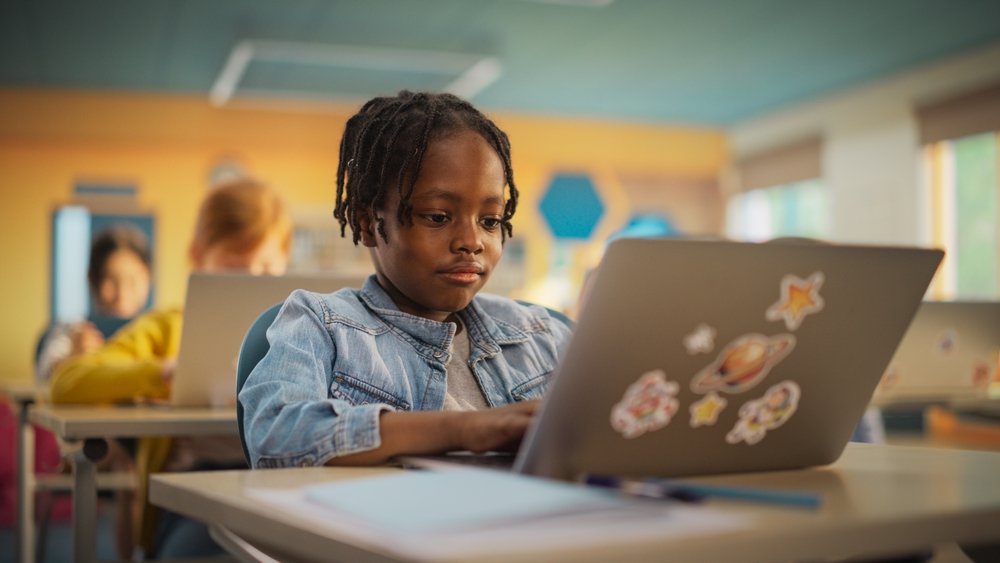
{"left": 334, "top": 90, "right": 519, "bottom": 244}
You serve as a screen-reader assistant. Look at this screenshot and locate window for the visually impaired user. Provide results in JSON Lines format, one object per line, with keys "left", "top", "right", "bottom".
{"left": 924, "top": 131, "right": 1000, "bottom": 299}
{"left": 725, "top": 179, "right": 829, "bottom": 242}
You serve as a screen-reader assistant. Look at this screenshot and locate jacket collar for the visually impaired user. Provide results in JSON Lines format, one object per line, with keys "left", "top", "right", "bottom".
{"left": 358, "top": 275, "right": 529, "bottom": 357}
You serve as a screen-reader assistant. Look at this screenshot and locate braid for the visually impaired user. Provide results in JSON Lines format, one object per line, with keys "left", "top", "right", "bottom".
{"left": 333, "top": 90, "right": 520, "bottom": 244}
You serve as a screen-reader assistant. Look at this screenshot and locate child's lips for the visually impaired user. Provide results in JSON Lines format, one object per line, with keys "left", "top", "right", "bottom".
{"left": 441, "top": 264, "right": 484, "bottom": 284}
{"left": 442, "top": 272, "right": 481, "bottom": 284}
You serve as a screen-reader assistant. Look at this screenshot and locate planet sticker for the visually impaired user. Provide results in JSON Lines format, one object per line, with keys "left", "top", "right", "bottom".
{"left": 610, "top": 370, "right": 680, "bottom": 439}
{"left": 690, "top": 333, "right": 796, "bottom": 395}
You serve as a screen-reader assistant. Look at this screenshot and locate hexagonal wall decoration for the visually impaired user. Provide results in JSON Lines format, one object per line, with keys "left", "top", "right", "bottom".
{"left": 538, "top": 173, "right": 605, "bottom": 240}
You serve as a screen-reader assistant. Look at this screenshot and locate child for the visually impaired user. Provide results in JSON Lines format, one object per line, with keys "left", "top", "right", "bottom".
{"left": 35, "top": 224, "right": 153, "bottom": 382}
{"left": 49, "top": 177, "right": 292, "bottom": 558}
{"left": 241, "top": 91, "right": 572, "bottom": 469}
{"left": 30, "top": 225, "right": 153, "bottom": 558}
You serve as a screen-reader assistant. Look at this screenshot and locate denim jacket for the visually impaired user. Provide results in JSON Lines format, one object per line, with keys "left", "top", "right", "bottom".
{"left": 241, "top": 275, "right": 573, "bottom": 469}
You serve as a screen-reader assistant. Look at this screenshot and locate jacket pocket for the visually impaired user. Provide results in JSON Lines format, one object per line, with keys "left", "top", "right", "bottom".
{"left": 511, "top": 375, "right": 549, "bottom": 401}
{"left": 330, "top": 372, "right": 411, "bottom": 411}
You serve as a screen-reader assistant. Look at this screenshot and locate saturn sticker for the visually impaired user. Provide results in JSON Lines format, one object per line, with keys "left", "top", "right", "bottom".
{"left": 690, "top": 333, "right": 796, "bottom": 395}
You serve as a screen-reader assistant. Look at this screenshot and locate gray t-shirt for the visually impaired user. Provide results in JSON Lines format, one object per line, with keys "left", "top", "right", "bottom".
{"left": 442, "top": 320, "right": 489, "bottom": 411}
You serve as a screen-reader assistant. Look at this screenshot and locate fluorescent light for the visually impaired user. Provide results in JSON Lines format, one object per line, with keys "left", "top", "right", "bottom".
{"left": 210, "top": 40, "right": 503, "bottom": 107}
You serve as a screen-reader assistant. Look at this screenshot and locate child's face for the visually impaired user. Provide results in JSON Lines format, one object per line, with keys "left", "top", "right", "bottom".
{"left": 96, "top": 248, "right": 151, "bottom": 318}
{"left": 198, "top": 230, "right": 289, "bottom": 276}
{"left": 363, "top": 129, "right": 506, "bottom": 322}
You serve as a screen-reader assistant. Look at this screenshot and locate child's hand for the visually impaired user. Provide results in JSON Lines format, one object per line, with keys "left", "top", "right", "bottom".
{"left": 456, "top": 400, "right": 540, "bottom": 453}
{"left": 329, "top": 401, "right": 542, "bottom": 466}
{"left": 70, "top": 321, "right": 104, "bottom": 355}
{"left": 160, "top": 359, "right": 177, "bottom": 385}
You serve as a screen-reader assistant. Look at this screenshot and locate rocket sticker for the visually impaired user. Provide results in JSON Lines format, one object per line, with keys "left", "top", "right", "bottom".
{"left": 610, "top": 370, "right": 680, "bottom": 439}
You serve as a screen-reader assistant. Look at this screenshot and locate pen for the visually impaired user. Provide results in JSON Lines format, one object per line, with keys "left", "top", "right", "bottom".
{"left": 584, "top": 473, "right": 705, "bottom": 503}
{"left": 583, "top": 474, "right": 822, "bottom": 509}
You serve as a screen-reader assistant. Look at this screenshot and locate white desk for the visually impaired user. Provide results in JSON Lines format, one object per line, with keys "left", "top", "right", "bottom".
{"left": 29, "top": 404, "right": 238, "bottom": 563}
{"left": 150, "top": 443, "right": 1000, "bottom": 563}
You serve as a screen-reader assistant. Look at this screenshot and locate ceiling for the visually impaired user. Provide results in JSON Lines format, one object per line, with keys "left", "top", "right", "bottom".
{"left": 3, "top": 0, "right": 1000, "bottom": 125}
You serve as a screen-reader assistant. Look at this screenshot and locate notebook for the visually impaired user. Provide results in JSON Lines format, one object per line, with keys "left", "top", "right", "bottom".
{"left": 410, "top": 238, "right": 942, "bottom": 480}
{"left": 873, "top": 301, "right": 1000, "bottom": 405}
{"left": 170, "top": 272, "right": 365, "bottom": 407}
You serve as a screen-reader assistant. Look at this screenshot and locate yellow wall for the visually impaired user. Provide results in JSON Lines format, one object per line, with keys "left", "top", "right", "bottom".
{"left": 0, "top": 88, "right": 726, "bottom": 384}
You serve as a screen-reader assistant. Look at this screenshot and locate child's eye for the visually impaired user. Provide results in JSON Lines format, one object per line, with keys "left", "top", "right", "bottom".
{"left": 480, "top": 217, "right": 502, "bottom": 230}
{"left": 423, "top": 213, "right": 449, "bottom": 224}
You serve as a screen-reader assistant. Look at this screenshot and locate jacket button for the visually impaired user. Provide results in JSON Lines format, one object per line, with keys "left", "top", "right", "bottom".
{"left": 433, "top": 351, "right": 443, "bottom": 358}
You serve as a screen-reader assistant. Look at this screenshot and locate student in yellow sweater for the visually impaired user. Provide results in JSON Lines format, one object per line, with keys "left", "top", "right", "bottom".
{"left": 49, "top": 177, "right": 292, "bottom": 559}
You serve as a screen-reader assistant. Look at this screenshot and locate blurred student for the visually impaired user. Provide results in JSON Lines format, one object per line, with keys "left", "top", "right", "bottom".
{"left": 35, "top": 224, "right": 153, "bottom": 382}
{"left": 28, "top": 224, "right": 153, "bottom": 558}
{"left": 49, "top": 177, "right": 292, "bottom": 559}
{"left": 241, "top": 90, "right": 573, "bottom": 469}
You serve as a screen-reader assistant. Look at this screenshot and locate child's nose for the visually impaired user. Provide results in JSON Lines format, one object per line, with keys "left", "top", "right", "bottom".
{"left": 452, "top": 219, "right": 484, "bottom": 254}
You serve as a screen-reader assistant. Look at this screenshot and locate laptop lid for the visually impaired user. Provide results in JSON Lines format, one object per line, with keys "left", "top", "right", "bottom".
{"left": 513, "top": 238, "right": 943, "bottom": 480}
{"left": 873, "top": 301, "right": 1000, "bottom": 405}
{"left": 170, "top": 272, "right": 366, "bottom": 407}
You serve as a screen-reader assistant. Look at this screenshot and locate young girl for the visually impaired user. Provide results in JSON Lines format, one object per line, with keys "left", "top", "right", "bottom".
{"left": 49, "top": 177, "right": 292, "bottom": 558}
{"left": 241, "top": 91, "right": 572, "bottom": 469}
{"left": 35, "top": 224, "right": 153, "bottom": 382}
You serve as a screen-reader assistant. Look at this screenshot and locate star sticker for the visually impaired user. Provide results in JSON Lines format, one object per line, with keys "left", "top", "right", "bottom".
{"left": 689, "top": 392, "right": 727, "bottom": 427}
{"left": 683, "top": 323, "right": 717, "bottom": 355}
{"left": 765, "top": 272, "right": 825, "bottom": 331}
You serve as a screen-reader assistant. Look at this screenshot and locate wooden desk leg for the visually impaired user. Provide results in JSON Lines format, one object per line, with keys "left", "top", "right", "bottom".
{"left": 70, "top": 438, "right": 108, "bottom": 563}
{"left": 15, "top": 397, "right": 35, "bottom": 563}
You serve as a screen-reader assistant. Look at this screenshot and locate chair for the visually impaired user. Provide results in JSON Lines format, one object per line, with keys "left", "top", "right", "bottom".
{"left": 235, "top": 302, "right": 282, "bottom": 465}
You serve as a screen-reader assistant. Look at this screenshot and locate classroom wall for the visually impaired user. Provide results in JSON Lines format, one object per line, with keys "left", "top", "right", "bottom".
{"left": 0, "top": 89, "right": 726, "bottom": 384}
{"left": 728, "top": 41, "right": 1000, "bottom": 246}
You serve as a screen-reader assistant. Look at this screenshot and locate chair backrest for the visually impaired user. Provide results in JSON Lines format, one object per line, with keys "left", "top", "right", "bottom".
{"left": 235, "top": 302, "right": 282, "bottom": 465}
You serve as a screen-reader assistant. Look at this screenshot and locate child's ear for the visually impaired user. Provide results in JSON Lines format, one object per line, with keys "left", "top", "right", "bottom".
{"left": 357, "top": 208, "right": 378, "bottom": 247}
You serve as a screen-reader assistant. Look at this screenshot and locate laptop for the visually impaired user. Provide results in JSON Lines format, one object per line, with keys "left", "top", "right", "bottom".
{"left": 410, "top": 238, "right": 942, "bottom": 480}
{"left": 873, "top": 301, "right": 1000, "bottom": 405}
{"left": 170, "top": 272, "right": 365, "bottom": 407}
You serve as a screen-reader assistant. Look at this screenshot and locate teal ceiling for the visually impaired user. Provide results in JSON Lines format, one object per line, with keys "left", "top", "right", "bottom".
{"left": 2, "top": 0, "right": 1000, "bottom": 124}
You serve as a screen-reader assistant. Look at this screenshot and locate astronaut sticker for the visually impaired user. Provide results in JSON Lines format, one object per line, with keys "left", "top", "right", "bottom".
{"left": 610, "top": 370, "right": 680, "bottom": 439}
{"left": 766, "top": 272, "right": 825, "bottom": 331}
{"left": 690, "top": 333, "right": 796, "bottom": 395}
{"left": 683, "top": 323, "right": 717, "bottom": 355}
{"left": 726, "top": 381, "right": 801, "bottom": 445}
{"left": 689, "top": 392, "right": 727, "bottom": 427}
